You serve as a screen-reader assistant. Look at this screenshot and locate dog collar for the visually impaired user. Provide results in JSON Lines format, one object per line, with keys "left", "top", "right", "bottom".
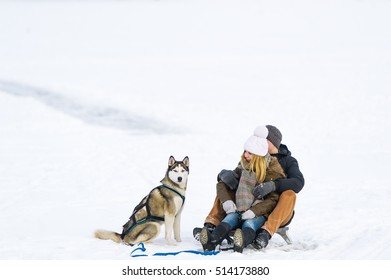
{"left": 160, "top": 184, "right": 186, "bottom": 204}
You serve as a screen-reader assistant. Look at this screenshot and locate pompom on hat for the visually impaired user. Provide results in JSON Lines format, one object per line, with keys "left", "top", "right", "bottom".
{"left": 253, "top": 125, "right": 269, "bottom": 138}
{"left": 243, "top": 135, "right": 268, "bottom": 156}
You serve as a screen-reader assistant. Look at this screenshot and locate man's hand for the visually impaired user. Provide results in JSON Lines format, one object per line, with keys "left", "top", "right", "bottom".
{"left": 253, "top": 181, "right": 276, "bottom": 199}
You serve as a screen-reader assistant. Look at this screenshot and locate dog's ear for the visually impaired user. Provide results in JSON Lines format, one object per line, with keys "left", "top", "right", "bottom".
{"left": 168, "top": 156, "right": 176, "bottom": 166}
{"left": 182, "top": 156, "right": 189, "bottom": 168}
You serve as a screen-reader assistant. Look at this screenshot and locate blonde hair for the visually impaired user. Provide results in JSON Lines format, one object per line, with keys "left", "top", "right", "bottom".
{"left": 240, "top": 152, "right": 267, "bottom": 183}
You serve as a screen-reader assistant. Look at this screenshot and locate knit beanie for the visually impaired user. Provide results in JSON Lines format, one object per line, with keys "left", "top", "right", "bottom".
{"left": 243, "top": 135, "right": 268, "bottom": 156}
{"left": 266, "top": 125, "right": 282, "bottom": 148}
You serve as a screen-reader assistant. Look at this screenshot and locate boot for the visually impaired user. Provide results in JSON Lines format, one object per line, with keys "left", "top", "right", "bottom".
{"left": 253, "top": 229, "right": 271, "bottom": 249}
{"left": 199, "top": 227, "right": 216, "bottom": 252}
{"left": 193, "top": 223, "right": 215, "bottom": 241}
{"left": 199, "top": 222, "right": 231, "bottom": 252}
{"left": 233, "top": 228, "right": 256, "bottom": 253}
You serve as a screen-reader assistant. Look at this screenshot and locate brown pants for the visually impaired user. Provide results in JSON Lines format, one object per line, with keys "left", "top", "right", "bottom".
{"left": 204, "top": 190, "right": 296, "bottom": 236}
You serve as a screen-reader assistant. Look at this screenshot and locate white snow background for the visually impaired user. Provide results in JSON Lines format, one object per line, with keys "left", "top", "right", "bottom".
{"left": 0, "top": 0, "right": 391, "bottom": 265}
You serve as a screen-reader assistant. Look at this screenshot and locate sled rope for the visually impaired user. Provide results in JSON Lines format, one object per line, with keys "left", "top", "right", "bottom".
{"left": 130, "top": 242, "right": 148, "bottom": 257}
{"left": 130, "top": 243, "right": 219, "bottom": 257}
{"left": 152, "top": 250, "right": 219, "bottom": 256}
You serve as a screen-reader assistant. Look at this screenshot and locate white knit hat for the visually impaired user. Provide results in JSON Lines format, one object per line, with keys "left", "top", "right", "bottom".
{"left": 243, "top": 135, "right": 268, "bottom": 156}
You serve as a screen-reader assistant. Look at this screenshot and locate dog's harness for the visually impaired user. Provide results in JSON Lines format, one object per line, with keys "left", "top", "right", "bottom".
{"left": 121, "top": 185, "right": 185, "bottom": 239}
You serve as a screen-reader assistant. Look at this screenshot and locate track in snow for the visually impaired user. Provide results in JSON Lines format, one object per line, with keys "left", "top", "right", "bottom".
{"left": 0, "top": 80, "right": 179, "bottom": 135}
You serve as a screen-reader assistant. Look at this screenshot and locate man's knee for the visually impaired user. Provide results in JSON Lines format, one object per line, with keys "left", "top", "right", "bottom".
{"left": 280, "top": 189, "right": 296, "bottom": 199}
{"left": 278, "top": 190, "right": 297, "bottom": 227}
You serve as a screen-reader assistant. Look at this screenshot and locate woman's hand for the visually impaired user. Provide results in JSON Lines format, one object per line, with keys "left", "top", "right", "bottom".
{"left": 241, "top": 210, "right": 255, "bottom": 220}
{"left": 222, "top": 200, "right": 237, "bottom": 213}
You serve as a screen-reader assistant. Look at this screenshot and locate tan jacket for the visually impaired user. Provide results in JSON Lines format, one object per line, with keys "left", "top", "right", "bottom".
{"left": 216, "top": 156, "right": 286, "bottom": 217}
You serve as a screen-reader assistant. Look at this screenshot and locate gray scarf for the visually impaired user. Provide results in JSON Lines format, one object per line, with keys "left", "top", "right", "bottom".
{"left": 235, "top": 155, "right": 272, "bottom": 211}
{"left": 235, "top": 169, "right": 257, "bottom": 212}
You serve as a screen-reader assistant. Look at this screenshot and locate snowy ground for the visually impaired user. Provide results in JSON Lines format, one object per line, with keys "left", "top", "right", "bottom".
{"left": 1, "top": 0, "right": 391, "bottom": 265}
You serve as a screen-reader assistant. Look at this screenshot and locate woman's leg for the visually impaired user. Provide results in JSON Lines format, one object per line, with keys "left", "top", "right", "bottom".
{"left": 233, "top": 216, "right": 266, "bottom": 253}
{"left": 242, "top": 216, "right": 266, "bottom": 233}
{"left": 200, "top": 212, "right": 240, "bottom": 251}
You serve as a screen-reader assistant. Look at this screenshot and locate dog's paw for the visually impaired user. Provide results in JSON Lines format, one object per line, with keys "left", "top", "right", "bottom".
{"left": 175, "top": 237, "right": 182, "bottom": 242}
{"left": 166, "top": 239, "right": 177, "bottom": 246}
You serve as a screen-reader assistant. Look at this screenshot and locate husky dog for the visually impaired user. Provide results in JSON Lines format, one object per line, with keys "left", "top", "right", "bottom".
{"left": 94, "top": 156, "right": 189, "bottom": 246}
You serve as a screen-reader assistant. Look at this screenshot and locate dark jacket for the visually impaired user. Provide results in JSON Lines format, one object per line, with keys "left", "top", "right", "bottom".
{"left": 272, "top": 144, "right": 305, "bottom": 193}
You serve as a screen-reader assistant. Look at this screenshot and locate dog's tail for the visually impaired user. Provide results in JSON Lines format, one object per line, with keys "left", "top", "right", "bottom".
{"left": 94, "top": 229, "right": 122, "bottom": 243}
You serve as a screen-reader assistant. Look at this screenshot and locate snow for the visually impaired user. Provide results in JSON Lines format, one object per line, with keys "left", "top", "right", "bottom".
{"left": 1, "top": 0, "right": 391, "bottom": 266}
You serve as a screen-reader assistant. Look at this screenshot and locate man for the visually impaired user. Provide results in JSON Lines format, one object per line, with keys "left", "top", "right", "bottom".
{"left": 195, "top": 125, "right": 305, "bottom": 249}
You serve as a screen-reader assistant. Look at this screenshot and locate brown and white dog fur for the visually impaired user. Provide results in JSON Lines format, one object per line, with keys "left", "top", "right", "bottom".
{"left": 94, "top": 156, "right": 189, "bottom": 246}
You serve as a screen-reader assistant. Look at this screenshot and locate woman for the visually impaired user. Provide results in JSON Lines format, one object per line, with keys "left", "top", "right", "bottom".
{"left": 199, "top": 131, "right": 286, "bottom": 252}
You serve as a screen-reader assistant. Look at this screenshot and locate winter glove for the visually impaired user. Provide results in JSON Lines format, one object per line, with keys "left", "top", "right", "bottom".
{"left": 241, "top": 210, "right": 255, "bottom": 220}
{"left": 217, "top": 169, "right": 239, "bottom": 190}
{"left": 222, "top": 200, "right": 237, "bottom": 214}
{"left": 253, "top": 181, "right": 276, "bottom": 199}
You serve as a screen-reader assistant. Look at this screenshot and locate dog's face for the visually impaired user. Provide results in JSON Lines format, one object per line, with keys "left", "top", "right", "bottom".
{"left": 167, "top": 156, "right": 189, "bottom": 187}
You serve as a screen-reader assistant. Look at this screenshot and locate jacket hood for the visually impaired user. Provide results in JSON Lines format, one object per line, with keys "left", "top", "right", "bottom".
{"left": 276, "top": 143, "right": 291, "bottom": 157}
